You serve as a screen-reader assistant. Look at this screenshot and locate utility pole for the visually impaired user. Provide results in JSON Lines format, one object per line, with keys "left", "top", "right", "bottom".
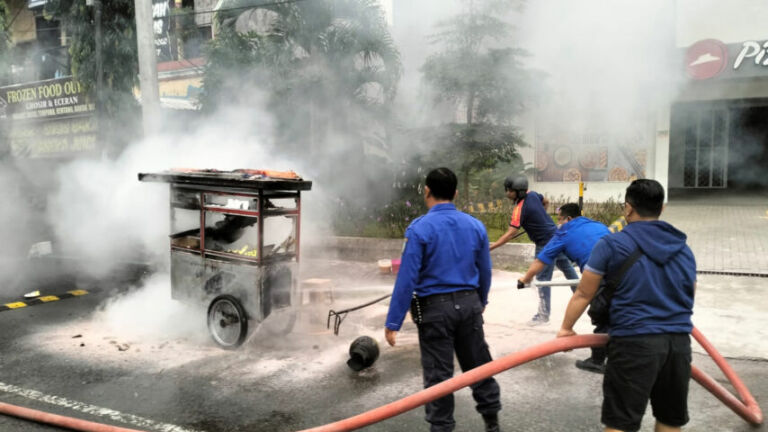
{"left": 135, "top": 0, "right": 160, "bottom": 135}
{"left": 86, "top": 0, "right": 105, "bottom": 154}
{"left": 94, "top": 0, "right": 102, "bottom": 106}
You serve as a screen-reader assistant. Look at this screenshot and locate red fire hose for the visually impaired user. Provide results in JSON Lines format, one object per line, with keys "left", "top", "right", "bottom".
{"left": 300, "top": 334, "right": 607, "bottom": 432}
{"left": 0, "top": 401, "right": 146, "bottom": 432}
{"left": 300, "top": 328, "right": 763, "bottom": 432}
{"left": 0, "top": 329, "right": 760, "bottom": 432}
{"left": 690, "top": 327, "right": 764, "bottom": 425}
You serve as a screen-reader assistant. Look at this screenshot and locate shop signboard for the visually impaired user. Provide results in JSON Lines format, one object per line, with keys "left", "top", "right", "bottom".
{"left": 686, "top": 38, "right": 768, "bottom": 80}
{"left": 0, "top": 77, "right": 98, "bottom": 158}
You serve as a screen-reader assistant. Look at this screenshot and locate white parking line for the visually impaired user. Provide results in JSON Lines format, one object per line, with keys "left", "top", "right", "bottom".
{"left": 0, "top": 381, "right": 203, "bottom": 432}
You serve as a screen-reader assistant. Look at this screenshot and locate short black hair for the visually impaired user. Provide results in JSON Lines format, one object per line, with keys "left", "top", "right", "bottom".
{"left": 558, "top": 203, "right": 581, "bottom": 219}
{"left": 425, "top": 167, "right": 457, "bottom": 201}
{"left": 625, "top": 179, "right": 664, "bottom": 218}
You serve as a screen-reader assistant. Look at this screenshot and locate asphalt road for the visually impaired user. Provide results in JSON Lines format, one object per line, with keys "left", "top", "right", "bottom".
{"left": 0, "top": 259, "right": 765, "bottom": 432}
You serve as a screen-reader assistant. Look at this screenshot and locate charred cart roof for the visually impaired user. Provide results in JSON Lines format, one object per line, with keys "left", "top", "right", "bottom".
{"left": 138, "top": 169, "right": 312, "bottom": 191}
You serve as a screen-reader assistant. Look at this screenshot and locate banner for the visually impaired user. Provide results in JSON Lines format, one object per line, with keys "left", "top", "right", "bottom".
{"left": 0, "top": 77, "right": 98, "bottom": 159}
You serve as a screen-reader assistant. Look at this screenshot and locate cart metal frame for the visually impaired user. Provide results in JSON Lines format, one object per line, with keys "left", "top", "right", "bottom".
{"left": 139, "top": 170, "right": 312, "bottom": 348}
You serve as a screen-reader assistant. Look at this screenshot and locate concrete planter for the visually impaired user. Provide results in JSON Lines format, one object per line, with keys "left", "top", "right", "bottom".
{"left": 303, "top": 236, "right": 534, "bottom": 268}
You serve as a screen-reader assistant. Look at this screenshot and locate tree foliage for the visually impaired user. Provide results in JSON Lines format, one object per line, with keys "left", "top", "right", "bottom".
{"left": 419, "top": 0, "right": 535, "bottom": 202}
{"left": 202, "top": 0, "right": 402, "bottom": 163}
{"left": 0, "top": 0, "right": 11, "bottom": 86}
{"left": 44, "top": 0, "right": 139, "bottom": 117}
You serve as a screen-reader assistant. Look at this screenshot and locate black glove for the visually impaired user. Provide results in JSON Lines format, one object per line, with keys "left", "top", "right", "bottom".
{"left": 517, "top": 279, "right": 526, "bottom": 289}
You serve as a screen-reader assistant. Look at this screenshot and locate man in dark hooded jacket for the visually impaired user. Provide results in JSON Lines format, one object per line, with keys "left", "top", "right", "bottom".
{"left": 557, "top": 179, "right": 696, "bottom": 432}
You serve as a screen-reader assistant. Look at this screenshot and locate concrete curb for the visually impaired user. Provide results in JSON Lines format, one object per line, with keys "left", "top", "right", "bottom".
{"left": 303, "top": 236, "right": 534, "bottom": 265}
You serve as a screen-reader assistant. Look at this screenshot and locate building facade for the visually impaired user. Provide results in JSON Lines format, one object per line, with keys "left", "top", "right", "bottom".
{"left": 528, "top": 0, "right": 768, "bottom": 202}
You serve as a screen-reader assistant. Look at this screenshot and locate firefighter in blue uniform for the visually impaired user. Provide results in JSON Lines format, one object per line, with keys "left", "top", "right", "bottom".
{"left": 385, "top": 168, "right": 501, "bottom": 432}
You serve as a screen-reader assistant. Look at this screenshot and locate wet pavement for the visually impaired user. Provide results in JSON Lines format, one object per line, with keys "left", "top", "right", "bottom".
{"left": 0, "top": 192, "right": 766, "bottom": 431}
{"left": 0, "top": 257, "right": 765, "bottom": 432}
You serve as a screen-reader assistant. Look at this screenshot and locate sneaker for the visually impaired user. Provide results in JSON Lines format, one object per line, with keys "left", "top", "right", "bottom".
{"left": 526, "top": 314, "right": 549, "bottom": 327}
{"left": 575, "top": 357, "right": 605, "bottom": 374}
{"left": 482, "top": 413, "right": 500, "bottom": 432}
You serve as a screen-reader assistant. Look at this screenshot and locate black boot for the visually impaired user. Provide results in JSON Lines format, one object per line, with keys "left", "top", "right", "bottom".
{"left": 575, "top": 357, "right": 605, "bottom": 374}
{"left": 482, "top": 413, "right": 500, "bottom": 432}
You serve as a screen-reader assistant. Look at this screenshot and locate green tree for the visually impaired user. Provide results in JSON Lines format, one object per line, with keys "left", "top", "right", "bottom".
{"left": 0, "top": 0, "right": 11, "bottom": 86}
{"left": 202, "top": 0, "right": 402, "bottom": 168}
{"left": 44, "top": 0, "right": 139, "bottom": 155}
{"left": 45, "top": 0, "right": 138, "bottom": 116}
{"left": 419, "top": 0, "right": 535, "bottom": 203}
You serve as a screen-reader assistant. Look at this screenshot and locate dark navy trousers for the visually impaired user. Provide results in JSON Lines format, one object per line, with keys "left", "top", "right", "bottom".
{"left": 416, "top": 289, "right": 501, "bottom": 432}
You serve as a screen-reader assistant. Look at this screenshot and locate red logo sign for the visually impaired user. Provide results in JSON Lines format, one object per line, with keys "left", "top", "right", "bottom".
{"left": 686, "top": 39, "right": 728, "bottom": 80}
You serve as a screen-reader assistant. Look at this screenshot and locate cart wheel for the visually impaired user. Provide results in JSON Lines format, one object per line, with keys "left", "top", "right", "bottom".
{"left": 207, "top": 294, "right": 248, "bottom": 349}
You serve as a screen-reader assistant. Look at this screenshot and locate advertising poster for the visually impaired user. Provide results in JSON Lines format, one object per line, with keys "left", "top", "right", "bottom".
{"left": 534, "top": 128, "right": 650, "bottom": 183}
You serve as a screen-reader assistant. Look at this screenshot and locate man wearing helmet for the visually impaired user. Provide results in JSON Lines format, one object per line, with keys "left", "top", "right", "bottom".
{"left": 490, "top": 175, "right": 578, "bottom": 326}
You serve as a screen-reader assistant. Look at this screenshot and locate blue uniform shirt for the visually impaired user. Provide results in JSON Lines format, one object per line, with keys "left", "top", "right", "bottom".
{"left": 509, "top": 191, "right": 556, "bottom": 246}
{"left": 385, "top": 203, "right": 492, "bottom": 331}
{"left": 585, "top": 221, "right": 696, "bottom": 337}
{"left": 537, "top": 216, "right": 610, "bottom": 271}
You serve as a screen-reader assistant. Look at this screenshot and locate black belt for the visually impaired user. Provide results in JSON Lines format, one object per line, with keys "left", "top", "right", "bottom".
{"left": 419, "top": 289, "right": 477, "bottom": 306}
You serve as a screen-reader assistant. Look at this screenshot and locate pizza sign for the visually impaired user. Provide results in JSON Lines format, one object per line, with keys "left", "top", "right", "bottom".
{"left": 685, "top": 38, "right": 768, "bottom": 80}
{"left": 686, "top": 39, "right": 728, "bottom": 80}
{"left": 733, "top": 40, "right": 768, "bottom": 69}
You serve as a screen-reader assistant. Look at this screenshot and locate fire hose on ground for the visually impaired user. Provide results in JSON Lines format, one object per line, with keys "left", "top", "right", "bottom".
{"left": 0, "top": 329, "right": 760, "bottom": 431}
{"left": 0, "top": 401, "right": 146, "bottom": 432}
{"left": 299, "top": 328, "right": 763, "bottom": 432}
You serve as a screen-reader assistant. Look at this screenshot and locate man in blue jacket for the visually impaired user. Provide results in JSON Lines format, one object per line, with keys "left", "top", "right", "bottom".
{"left": 490, "top": 175, "right": 579, "bottom": 326}
{"left": 557, "top": 179, "right": 696, "bottom": 432}
{"left": 518, "top": 203, "right": 611, "bottom": 373}
{"left": 385, "top": 167, "right": 501, "bottom": 432}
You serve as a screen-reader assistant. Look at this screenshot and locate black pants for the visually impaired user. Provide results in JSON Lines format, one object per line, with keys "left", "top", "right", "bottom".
{"left": 586, "top": 285, "right": 610, "bottom": 363}
{"left": 417, "top": 290, "right": 501, "bottom": 432}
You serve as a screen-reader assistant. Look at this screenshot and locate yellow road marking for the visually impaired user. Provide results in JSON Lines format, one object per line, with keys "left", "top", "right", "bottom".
{"left": 67, "top": 290, "right": 88, "bottom": 296}
{"left": 5, "top": 302, "right": 27, "bottom": 309}
{"left": 39, "top": 296, "right": 60, "bottom": 302}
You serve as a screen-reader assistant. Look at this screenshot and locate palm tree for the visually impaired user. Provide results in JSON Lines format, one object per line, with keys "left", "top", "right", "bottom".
{"left": 203, "top": 0, "right": 402, "bottom": 161}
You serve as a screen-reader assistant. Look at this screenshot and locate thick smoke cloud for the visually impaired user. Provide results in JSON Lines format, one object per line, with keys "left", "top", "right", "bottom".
{"left": 515, "top": 0, "right": 680, "bottom": 133}
{"left": 45, "top": 101, "right": 290, "bottom": 279}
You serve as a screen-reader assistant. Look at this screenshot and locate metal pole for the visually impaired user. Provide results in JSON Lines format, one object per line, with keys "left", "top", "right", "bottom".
{"left": 94, "top": 0, "right": 104, "bottom": 154}
{"left": 134, "top": 0, "right": 160, "bottom": 135}
{"left": 94, "top": 0, "right": 102, "bottom": 106}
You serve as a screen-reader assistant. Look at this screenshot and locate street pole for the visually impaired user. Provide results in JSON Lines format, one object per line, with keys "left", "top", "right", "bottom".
{"left": 93, "top": 0, "right": 104, "bottom": 155}
{"left": 94, "top": 0, "right": 102, "bottom": 106}
{"left": 134, "top": 0, "right": 160, "bottom": 135}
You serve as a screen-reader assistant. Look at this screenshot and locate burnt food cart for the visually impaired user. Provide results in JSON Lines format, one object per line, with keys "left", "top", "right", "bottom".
{"left": 139, "top": 169, "right": 312, "bottom": 349}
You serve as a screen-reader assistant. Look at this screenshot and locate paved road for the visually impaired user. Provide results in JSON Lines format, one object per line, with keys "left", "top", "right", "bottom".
{"left": 0, "top": 257, "right": 765, "bottom": 432}
{"left": 663, "top": 190, "right": 768, "bottom": 275}
{"left": 1, "top": 190, "right": 767, "bottom": 432}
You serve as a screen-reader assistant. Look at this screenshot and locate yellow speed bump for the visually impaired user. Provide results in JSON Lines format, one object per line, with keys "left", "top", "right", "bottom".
{"left": 0, "top": 290, "right": 89, "bottom": 312}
